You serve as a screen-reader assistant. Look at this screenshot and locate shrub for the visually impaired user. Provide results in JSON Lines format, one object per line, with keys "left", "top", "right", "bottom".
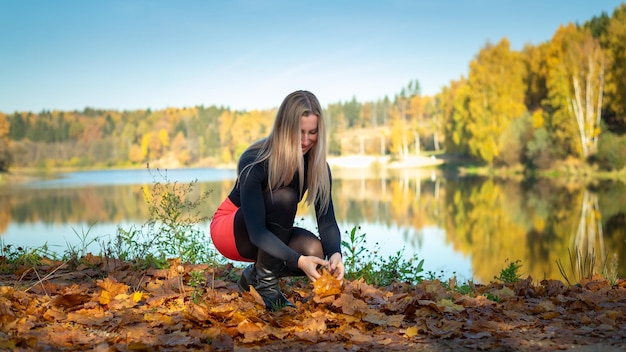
{"left": 99, "top": 167, "right": 220, "bottom": 269}
{"left": 594, "top": 130, "right": 626, "bottom": 171}
{"left": 526, "top": 127, "right": 556, "bottom": 170}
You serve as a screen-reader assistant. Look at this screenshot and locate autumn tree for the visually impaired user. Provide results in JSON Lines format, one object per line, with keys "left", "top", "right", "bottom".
{"left": 522, "top": 42, "right": 550, "bottom": 114}
{"left": 171, "top": 131, "right": 191, "bottom": 165}
{"left": 600, "top": 4, "right": 626, "bottom": 132}
{"left": 442, "top": 78, "right": 471, "bottom": 156}
{"left": 388, "top": 80, "right": 422, "bottom": 158}
{"left": 0, "top": 113, "right": 11, "bottom": 172}
{"left": 545, "top": 24, "right": 604, "bottom": 160}
{"left": 569, "top": 31, "right": 604, "bottom": 158}
{"left": 466, "top": 38, "right": 527, "bottom": 164}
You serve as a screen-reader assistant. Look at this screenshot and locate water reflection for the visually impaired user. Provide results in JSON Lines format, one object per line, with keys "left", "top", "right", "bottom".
{"left": 0, "top": 168, "right": 624, "bottom": 283}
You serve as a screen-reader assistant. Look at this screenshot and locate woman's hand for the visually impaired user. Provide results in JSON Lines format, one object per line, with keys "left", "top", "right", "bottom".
{"left": 327, "top": 252, "right": 344, "bottom": 280}
{"left": 298, "top": 255, "right": 328, "bottom": 281}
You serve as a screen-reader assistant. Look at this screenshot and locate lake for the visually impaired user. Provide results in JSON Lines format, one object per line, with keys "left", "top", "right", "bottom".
{"left": 1, "top": 166, "right": 624, "bottom": 284}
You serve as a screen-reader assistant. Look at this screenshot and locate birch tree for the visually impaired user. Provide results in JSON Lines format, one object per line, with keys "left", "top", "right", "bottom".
{"left": 546, "top": 24, "right": 605, "bottom": 159}
{"left": 568, "top": 32, "right": 604, "bottom": 158}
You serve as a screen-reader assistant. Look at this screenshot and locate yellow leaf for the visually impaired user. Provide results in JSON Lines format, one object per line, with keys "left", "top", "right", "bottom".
{"left": 405, "top": 326, "right": 419, "bottom": 338}
{"left": 132, "top": 291, "right": 143, "bottom": 303}
{"left": 312, "top": 269, "right": 342, "bottom": 298}
{"left": 99, "top": 291, "right": 110, "bottom": 306}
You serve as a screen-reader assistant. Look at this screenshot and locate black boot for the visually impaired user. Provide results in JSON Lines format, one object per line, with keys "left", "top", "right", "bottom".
{"left": 254, "top": 250, "right": 295, "bottom": 311}
{"left": 242, "top": 222, "right": 296, "bottom": 311}
{"left": 237, "top": 264, "right": 256, "bottom": 292}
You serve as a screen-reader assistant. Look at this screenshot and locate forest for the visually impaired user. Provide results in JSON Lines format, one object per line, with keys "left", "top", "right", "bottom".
{"left": 1, "top": 5, "right": 625, "bottom": 175}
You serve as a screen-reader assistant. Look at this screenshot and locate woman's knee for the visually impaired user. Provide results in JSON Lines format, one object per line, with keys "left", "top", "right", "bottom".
{"left": 289, "top": 227, "right": 323, "bottom": 258}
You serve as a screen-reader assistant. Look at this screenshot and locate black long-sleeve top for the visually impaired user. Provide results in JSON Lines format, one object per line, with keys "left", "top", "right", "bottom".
{"left": 227, "top": 148, "right": 342, "bottom": 272}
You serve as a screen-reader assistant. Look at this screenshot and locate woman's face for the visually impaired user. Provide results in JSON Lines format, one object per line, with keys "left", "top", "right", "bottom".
{"left": 300, "top": 113, "right": 319, "bottom": 155}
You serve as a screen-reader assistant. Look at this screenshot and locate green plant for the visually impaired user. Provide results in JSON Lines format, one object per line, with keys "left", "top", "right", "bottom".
{"left": 495, "top": 259, "right": 522, "bottom": 284}
{"left": 556, "top": 246, "right": 618, "bottom": 286}
{"left": 189, "top": 270, "right": 206, "bottom": 303}
{"left": 341, "top": 226, "right": 369, "bottom": 276}
{"left": 602, "top": 252, "right": 619, "bottom": 286}
{"left": 98, "top": 167, "right": 223, "bottom": 269}
{"left": 454, "top": 280, "right": 475, "bottom": 296}
{"left": 557, "top": 247, "right": 597, "bottom": 286}
{"left": 0, "top": 240, "right": 56, "bottom": 273}
{"left": 486, "top": 292, "right": 501, "bottom": 302}
{"left": 341, "top": 226, "right": 424, "bottom": 286}
{"left": 63, "top": 223, "right": 100, "bottom": 267}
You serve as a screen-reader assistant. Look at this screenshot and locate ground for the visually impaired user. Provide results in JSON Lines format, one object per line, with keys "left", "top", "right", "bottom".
{"left": 0, "top": 256, "right": 625, "bottom": 351}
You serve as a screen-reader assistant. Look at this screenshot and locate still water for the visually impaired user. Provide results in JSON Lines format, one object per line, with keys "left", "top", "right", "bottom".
{"left": 1, "top": 167, "right": 624, "bottom": 284}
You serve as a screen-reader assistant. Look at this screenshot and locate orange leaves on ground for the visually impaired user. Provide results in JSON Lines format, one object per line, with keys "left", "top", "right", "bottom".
{"left": 97, "top": 276, "right": 143, "bottom": 309}
{"left": 97, "top": 277, "right": 129, "bottom": 302}
{"left": 1, "top": 260, "right": 626, "bottom": 351}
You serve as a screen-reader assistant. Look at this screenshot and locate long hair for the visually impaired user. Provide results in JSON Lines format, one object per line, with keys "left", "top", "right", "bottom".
{"left": 244, "top": 90, "right": 331, "bottom": 213}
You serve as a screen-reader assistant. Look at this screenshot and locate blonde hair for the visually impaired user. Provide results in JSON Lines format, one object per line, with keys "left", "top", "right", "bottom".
{"left": 244, "top": 90, "right": 331, "bottom": 213}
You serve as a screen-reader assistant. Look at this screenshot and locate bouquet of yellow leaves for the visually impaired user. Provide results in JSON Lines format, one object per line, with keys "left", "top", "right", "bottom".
{"left": 312, "top": 269, "right": 342, "bottom": 298}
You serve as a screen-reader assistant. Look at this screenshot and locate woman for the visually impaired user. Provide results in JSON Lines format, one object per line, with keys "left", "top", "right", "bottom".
{"left": 210, "top": 90, "right": 344, "bottom": 311}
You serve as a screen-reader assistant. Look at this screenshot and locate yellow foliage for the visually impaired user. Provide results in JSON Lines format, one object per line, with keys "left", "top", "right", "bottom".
{"left": 312, "top": 269, "right": 342, "bottom": 298}
{"left": 158, "top": 128, "right": 170, "bottom": 147}
{"left": 531, "top": 110, "right": 544, "bottom": 128}
{"left": 0, "top": 113, "right": 9, "bottom": 140}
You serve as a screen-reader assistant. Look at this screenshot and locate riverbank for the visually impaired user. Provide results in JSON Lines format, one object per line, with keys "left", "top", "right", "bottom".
{"left": 2, "top": 153, "right": 624, "bottom": 187}
{"left": 326, "top": 155, "right": 444, "bottom": 169}
{"left": 0, "top": 154, "right": 445, "bottom": 186}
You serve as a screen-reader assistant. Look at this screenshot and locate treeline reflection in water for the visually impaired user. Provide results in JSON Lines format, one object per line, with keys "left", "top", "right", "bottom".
{"left": 1, "top": 167, "right": 624, "bottom": 284}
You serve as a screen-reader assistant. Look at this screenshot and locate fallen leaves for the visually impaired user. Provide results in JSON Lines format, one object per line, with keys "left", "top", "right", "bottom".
{"left": 0, "top": 257, "right": 625, "bottom": 351}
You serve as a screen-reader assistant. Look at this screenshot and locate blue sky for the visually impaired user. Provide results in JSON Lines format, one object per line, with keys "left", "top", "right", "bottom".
{"left": 1, "top": 0, "right": 623, "bottom": 113}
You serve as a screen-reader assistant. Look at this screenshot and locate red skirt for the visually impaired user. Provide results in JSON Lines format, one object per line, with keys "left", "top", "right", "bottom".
{"left": 210, "top": 197, "right": 254, "bottom": 262}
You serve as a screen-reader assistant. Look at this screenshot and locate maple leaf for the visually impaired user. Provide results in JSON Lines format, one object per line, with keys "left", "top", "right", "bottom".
{"left": 99, "top": 290, "right": 111, "bottom": 306}
{"left": 247, "top": 285, "right": 267, "bottom": 308}
{"left": 436, "top": 298, "right": 464, "bottom": 313}
{"left": 97, "top": 277, "right": 129, "bottom": 298}
{"left": 332, "top": 293, "right": 368, "bottom": 316}
{"left": 50, "top": 293, "right": 91, "bottom": 308}
{"left": 312, "top": 269, "right": 342, "bottom": 298}
{"left": 186, "top": 302, "right": 210, "bottom": 322}
{"left": 237, "top": 319, "right": 268, "bottom": 343}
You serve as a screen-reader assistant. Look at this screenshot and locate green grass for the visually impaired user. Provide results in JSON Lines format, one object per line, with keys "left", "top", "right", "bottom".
{"left": 341, "top": 225, "right": 425, "bottom": 286}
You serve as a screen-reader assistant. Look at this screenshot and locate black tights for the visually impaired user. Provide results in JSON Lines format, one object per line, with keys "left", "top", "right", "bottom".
{"left": 233, "top": 186, "right": 323, "bottom": 275}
